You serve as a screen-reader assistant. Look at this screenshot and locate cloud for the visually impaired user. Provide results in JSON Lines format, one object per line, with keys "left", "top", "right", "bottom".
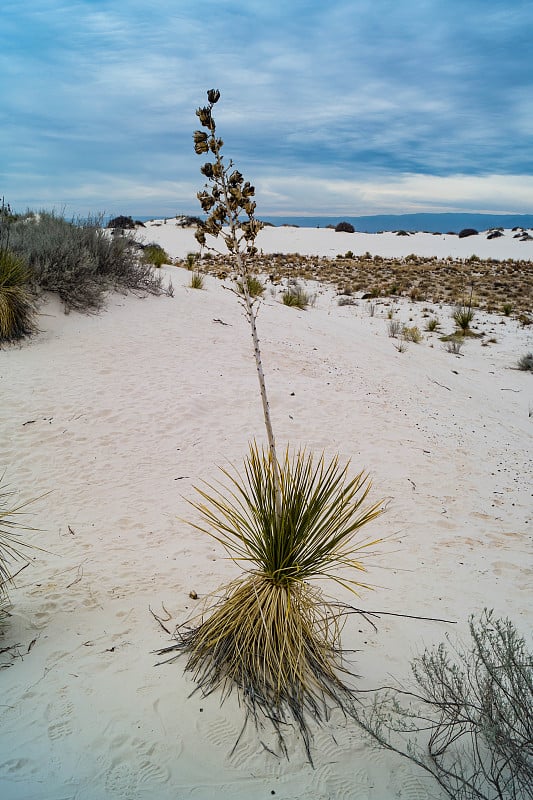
{"left": 1, "top": 0, "right": 531, "bottom": 215}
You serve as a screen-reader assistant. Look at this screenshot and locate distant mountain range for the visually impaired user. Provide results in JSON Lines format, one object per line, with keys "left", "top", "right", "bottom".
{"left": 258, "top": 213, "right": 533, "bottom": 233}
{"left": 131, "top": 211, "right": 533, "bottom": 234}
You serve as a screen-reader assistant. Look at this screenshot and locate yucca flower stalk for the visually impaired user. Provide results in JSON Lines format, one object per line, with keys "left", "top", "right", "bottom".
{"left": 192, "top": 90, "right": 282, "bottom": 519}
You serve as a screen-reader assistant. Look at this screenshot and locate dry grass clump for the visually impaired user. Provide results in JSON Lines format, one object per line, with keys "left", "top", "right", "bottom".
{"left": 158, "top": 444, "right": 382, "bottom": 759}
{"left": 402, "top": 325, "right": 423, "bottom": 343}
{"left": 517, "top": 352, "right": 533, "bottom": 372}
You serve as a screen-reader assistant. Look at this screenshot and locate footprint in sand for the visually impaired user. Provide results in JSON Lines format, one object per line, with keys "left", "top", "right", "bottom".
{"left": 103, "top": 739, "right": 171, "bottom": 797}
{"left": 198, "top": 715, "right": 257, "bottom": 770}
{"left": 315, "top": 763, "right": 371, "bottom": 800}
{"left": 46, "top": 699, "right": 75, "bottom": 741}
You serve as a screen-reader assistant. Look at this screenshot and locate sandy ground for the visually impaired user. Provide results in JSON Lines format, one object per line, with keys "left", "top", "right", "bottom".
{"left": 0, "top": 225, "right": 532, "bottom": 799}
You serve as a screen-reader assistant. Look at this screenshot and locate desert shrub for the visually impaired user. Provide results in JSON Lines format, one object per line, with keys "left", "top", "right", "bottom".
{"left": 0, "top": 250, "right": 37, "bottom": 342}
{"left": 458, "top": 228, "right": 478, "bottom": 238}
{"left": 402, "top": 325, "right": 422, "bottom": 343}
{"left": 517, "top": 352, "right": 533, "bottom": 372}
{"left": 387, "top": 319, "right": 402, "bottom": 338}
{"left": 237, "top": 275, "right": 264, "bottom": 298}
{"left": 142, "top": 243, "right": 170, "bottom": 267}
{"left": 502, "top": 302, "right": 513, "bottom": 316}
{"left": 6, "top": 212, "right": 163, "bottom": 312}
{"left": 355, "top": 610, "right": 533, "bottom": 800}
{"left": 344, "top": 250, "right": 354, "bottom": 258}
{"left": 281, "top": 285, "right": 310, "bottom": 309}
{"left": 177, "top": 215, "right": 203, "bottom": 227}
{"left": 335, "top": 221, "right": 355, "bottom": 233}
{"left": 453, "top": 304, "right": 475, "bottom": 333}
{"left": 338, "top": 296, "right": 357, "bottom": 306}
{"left": 445, "top": 337, "right": 464, "bottom": 354}
{"left": 426, "top": 317, "right": 439, "bottom": 332}
{"left": 107, "top": 215, "right": 136, "bottom": 229}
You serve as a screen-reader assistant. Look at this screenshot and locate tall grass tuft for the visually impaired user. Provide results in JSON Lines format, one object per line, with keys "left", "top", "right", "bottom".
{"left": 0, "top": 250, "right": 37, "bottom": 342}
{"left": 159, "top": 443, "right": 382, "bottom": 758}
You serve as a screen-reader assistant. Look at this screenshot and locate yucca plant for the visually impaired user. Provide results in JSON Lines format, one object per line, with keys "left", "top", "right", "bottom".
{"left": 453, "top": 285, "right": 475, "bottom": 334}
{"left": 0, "top": 479, "right": 35, "bottom": 618}
{"left": 0, "top": 249, "right": 37, "bottom": 342}
{"left": 159, "top": 90, "right": 383, "bottom": 760}
{"left": 160, "top": 443, "right": 382, "bottom": 758}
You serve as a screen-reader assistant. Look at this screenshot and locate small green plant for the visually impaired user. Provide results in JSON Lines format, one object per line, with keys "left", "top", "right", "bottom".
{"left": 402, "top": 325, "right": 422, "bottom": 343}
{"left": 355, "top": 610, "right": 533, "bottom": 800}
{"left": 453, "top": 286, "right": 475, "bottom": 334}
{"left": 0, "top": 250, "right": 37, "bottom": 342}
{"left": 517, "top": 352, "right": 533, "bottom": 372}
{"left": 143, "top": 243, "right": 170, "bottom": 267}
{"left": 502, "top": 302, "right": 513, "bottom": 316}
{"left": 281, "top": 285, "right": 310, "bottom": 309}
{"left": 190, "top": 271, "right": 204, "bottom": 289}
{"left": 237, "top": 275, "right": 264, "bottom": 298}
{"left": 425, "top": 317, "right": 439, "bottom": 332}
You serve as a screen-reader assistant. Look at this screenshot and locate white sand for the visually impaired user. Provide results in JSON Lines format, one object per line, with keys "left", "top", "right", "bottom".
{"left": 138, "top": 219, "right": 533, "bottom": 260}
{"left": 1, "top": 225, "right": 531, "bottom": 799}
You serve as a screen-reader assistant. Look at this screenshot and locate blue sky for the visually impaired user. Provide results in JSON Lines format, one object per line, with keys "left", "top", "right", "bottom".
{"left": 1, "top": 0, "right": 532, "bottom": 217}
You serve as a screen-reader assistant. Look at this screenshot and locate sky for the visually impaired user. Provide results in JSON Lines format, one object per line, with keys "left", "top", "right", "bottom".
{"left": 1, "top": 0, "right": 532, "bottom": 218}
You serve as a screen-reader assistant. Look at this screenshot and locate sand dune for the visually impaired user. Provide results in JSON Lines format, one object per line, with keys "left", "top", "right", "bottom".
{"left": 1, "top": 225, "right": 531, "bottom": 799}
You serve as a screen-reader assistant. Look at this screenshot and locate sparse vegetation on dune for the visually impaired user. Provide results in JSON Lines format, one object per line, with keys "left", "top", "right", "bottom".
{"left": 175, "top": 250, "right": 533, "bottom": 316}
{"left": 3, "top": 211, "right": 163, "bottom": 312}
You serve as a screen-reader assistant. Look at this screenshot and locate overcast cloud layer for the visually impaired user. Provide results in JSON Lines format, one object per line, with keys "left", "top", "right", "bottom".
{"left": 1, "top": 0, "right": 532, "bottom": 217}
